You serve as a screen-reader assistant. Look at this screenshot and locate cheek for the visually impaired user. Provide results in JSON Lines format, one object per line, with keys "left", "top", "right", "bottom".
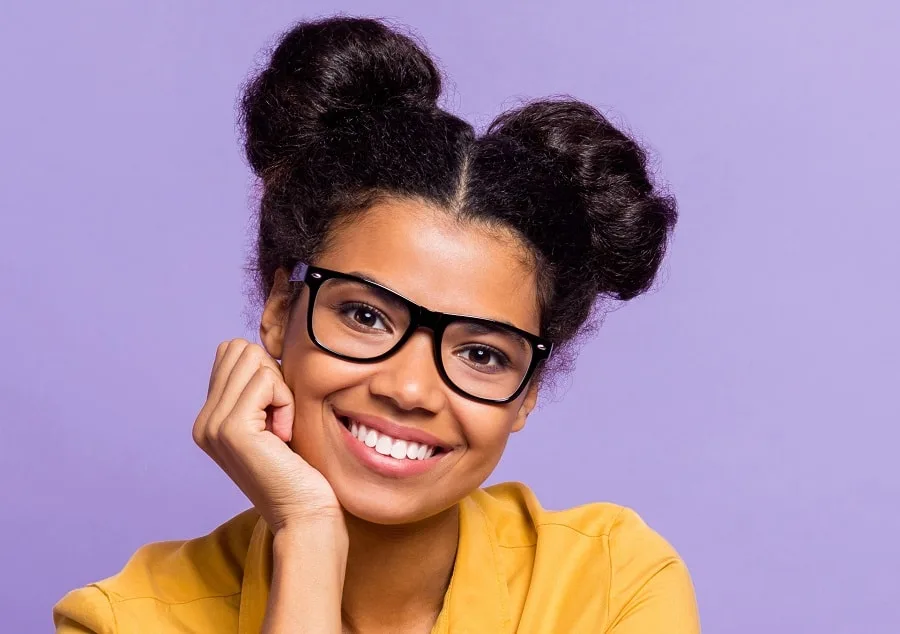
{"left": 280, "top": 300, "right": 365, "bottom": 408}
{"left": 452, "top": 400, "right": 519, "bottom": 454}
{"left": 284, "top": 348, "right": 368, "bottom": 412}
{"left": 279, "top": 331, "right": 363, "bottom": 444}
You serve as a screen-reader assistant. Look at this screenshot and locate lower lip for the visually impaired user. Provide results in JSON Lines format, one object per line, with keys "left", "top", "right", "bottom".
{"left": 334, "top": 413, "right": 446, "bottom": 479}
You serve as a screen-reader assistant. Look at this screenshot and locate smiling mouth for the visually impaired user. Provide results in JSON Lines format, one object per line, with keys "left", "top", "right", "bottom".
{"left": 336, "top": 415, "right": 446, "bottom": 461}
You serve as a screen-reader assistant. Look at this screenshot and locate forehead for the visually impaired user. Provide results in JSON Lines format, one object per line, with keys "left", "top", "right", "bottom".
{"left": 316, "top": 198, "right": 541, "bottom": 334}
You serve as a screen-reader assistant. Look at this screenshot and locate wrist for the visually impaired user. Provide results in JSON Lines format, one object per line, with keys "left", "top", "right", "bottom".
{"left": 269, "top": 505, "right": 346, "bottom": 535}
{"left": 264, "top": 518, "right": 347, "bottom": 634}
{"left": 272, "top": 516, "right": 349, "bottom": 560}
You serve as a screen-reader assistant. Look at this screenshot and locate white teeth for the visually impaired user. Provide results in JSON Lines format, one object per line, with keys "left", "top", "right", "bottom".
{"left": 390, "top": 440, "right": 408, "bottom": 460}
{"left": 344, "top": 417, "right": 438, "bottom": 461}
{"left": 375, "top": 435, "right": 393, "bottom": 455}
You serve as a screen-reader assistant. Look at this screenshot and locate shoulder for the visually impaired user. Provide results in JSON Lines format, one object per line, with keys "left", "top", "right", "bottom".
{"left": 89, "top": 508, "right": 258, "bottom": 602}
{"left": 474, "top": 481, "right": 670, "bottom": 547}
{"left": 53, "top": 509, "right": 260, "bottom": 632}
{"left": 472, "top": 482, "right": 699, "bottom": 632}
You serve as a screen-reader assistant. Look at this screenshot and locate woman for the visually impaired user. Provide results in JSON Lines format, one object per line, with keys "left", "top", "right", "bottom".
{"left": 55, "top": 16, "right": 699, "bottom": 634}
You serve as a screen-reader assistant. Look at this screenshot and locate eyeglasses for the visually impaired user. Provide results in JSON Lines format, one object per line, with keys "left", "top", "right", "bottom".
{"left": 289, "top": 262, "right": 553, "bottom": 404}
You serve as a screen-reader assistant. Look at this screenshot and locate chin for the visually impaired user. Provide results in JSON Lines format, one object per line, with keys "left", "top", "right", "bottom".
{"left": 334, "top": 486, "right": 455, "bottom": 526}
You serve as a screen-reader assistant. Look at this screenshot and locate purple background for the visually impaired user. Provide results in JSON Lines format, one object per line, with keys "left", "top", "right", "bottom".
{"left": 2, "top": 1, "right": 898, "bottom": 632}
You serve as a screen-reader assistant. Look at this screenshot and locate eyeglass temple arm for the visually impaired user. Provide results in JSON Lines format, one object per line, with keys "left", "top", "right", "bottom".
{"left": 289, "top": 262, "right": 309, "bottom": 283}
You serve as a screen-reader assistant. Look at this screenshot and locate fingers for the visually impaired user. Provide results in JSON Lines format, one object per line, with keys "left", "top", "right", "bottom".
{"left": 207, "top": 344, "right": 284, "bottom": 436}
{"left": 207, "top": 339, "right": 251, "bottom": 401}
{"left": 244, "top": 366, "right": 295, "bottom": 443}
{"left": 195, "top": 339, "right": 254, "bottom": 450}
{"left": 268, "top": 386, "right": 296, "bottom": 444}
{"left": 194, "top": 339, "right": 295, "bottom": 465}
{"left": 190, "top": 340, "right": 340, "bottom": 532}
{"left": 225, "top": 365, "right": 295, "bottom": 442}
{"left": 212, "top": 366, "right": 297, "bottom": 494}
{"left": 207, "top": 341, "right": 228, "bottom": 397}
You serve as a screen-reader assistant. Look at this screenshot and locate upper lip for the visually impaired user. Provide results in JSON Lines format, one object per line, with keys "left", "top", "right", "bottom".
{"left": 332, "top": 407, "right": 451, "bottom": 450}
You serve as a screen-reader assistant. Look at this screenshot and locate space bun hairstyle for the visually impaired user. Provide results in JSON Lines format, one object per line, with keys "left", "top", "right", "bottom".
{"left": 241, "top": 16, "right": 677, "bottom": 378}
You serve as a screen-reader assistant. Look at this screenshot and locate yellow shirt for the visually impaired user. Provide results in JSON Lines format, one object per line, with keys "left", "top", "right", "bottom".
{"left": 54, "top": 482, "right": 699, "bottom": 633}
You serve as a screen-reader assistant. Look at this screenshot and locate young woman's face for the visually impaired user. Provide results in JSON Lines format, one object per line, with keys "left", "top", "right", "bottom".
{"left": 264, "top": 199, "right": 542, "bottom": 525}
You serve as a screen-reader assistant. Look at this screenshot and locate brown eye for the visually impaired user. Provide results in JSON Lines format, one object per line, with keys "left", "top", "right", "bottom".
{"left": 339, "top": 302, "right": 391, "bottom": 333}
{"left": 457, "top": 345, "right": 510, "bottom": 371}
{"left": 353, "top": 307, "right": 377, "bottom": 327}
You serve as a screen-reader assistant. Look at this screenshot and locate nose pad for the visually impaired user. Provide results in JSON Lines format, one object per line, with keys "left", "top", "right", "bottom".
{"left": 367, "top": 330, "right": 447, "bottom": 413}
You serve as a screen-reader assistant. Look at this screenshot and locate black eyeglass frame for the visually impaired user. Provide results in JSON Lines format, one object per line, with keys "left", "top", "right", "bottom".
{"left": 289, "top": 262, "right": 553, "bottom": 404}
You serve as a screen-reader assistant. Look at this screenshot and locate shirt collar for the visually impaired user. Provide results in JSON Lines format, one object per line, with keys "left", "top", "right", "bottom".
{"left": 438, "top": 495, "right": 512, "bottom": 633}
{"left": 238, "top": 495, "right": 511, "bottom": 634}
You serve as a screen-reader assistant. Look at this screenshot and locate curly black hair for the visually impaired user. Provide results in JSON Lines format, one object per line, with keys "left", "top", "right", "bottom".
{"left": 240, "top": 16, "right": 676, "bottom": 380}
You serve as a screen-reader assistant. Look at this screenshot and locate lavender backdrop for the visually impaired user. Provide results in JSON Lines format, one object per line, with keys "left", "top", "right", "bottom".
{"left": 2, "top": 1, "right": 898, "bottom": 632}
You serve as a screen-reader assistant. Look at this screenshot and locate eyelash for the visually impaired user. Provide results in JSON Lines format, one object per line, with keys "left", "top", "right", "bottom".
{"left": 338, "top": 302, "right": 393, "bottom": 331}
{"left": 457, "top": 344, "right": 512, "bottom": 370}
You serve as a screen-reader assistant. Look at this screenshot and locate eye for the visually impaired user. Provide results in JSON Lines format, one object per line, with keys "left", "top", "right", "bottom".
{"left": 340, "top": 302, "right": 392, "bottom": 333}
{"left": 457, "top": 345, "right": 511, "bottom": 372}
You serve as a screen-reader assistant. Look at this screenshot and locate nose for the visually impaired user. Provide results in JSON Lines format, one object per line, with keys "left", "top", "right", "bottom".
{"left": 367, "top": 330, "right": 448, "bottom": 414}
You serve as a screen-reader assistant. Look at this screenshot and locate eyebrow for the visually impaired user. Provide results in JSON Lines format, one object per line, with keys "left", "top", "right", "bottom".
{"left": 454, "top": 321, "right": 531, "bottom": 351}
{"left": 346, "top": 270, "right": 530, "bottom": 333}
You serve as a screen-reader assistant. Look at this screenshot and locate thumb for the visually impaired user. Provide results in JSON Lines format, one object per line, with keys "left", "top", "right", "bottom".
{"left": 267, "top": 369, "right": 294, "bottom": 442}
{"left": 268, "top": 398, "right": 295, "bottom": 443}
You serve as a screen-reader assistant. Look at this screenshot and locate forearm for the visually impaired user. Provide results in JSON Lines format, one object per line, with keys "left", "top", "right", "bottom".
{"left": 262, "top": 522, "right": 349, "bottom": 634}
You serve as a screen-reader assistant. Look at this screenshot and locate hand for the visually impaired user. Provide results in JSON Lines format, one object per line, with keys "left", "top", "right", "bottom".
{"left": 193, "top": 339, "right": 344, "bottom": 535}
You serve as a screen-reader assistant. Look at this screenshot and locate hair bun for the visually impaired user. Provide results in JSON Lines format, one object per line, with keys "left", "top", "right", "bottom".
{"left": 485, "top": 100, "right": 677, "bottom": 302}
{"left": 242, "top": 17, "right": 442, "bottom": 175}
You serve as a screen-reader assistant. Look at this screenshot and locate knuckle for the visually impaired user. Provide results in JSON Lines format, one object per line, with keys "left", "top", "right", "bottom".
{"left": 205, "top": 425, "right": 220, "bottom": 448}
{"left": 246, "top": 343, "right": 267, "bottom": 361}
{"left": 217, "top": 418, "right": 237, "bottom": 446}
{"left": 221, "top": 338, "right": 244, "bottom": 358}
{"left": 192, "top": 409, "right": 207, "bottom": 431}
{"left": 233, "top": 341, "right": 260, "bottom": 365}
{"left": 193, "top": 418, "right": 213, "bottom": 448}
{"left": 203, "top": 411, "right": 222, "bottom": 438}
{"left": 191, "top": 423, "right": 204, "bottom": 446}
{"left": 258, "top": 365, "right": 280, "bottom": 383}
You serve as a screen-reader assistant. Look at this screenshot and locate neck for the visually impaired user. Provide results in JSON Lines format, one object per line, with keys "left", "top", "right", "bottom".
{"left": 340, "top": 505, "right": 459, "bottom": 633}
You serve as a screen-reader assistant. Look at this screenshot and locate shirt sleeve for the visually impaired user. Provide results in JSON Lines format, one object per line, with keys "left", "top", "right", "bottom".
{"left": 605, "top": 508, "right": 701, "bottom": 633}
{"left": 606, "top": 559, "right": 700, "bottom": 633}
{"left": 53, "top": 585, "right": 117, "bottom": 634}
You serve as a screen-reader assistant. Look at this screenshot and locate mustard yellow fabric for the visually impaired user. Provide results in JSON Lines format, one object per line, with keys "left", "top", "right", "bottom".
{"left": 54, "top": 482, "right": 699, "bottom": 633}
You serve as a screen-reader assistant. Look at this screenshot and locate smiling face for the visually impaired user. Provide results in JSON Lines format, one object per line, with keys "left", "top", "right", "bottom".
{"left": 260, "top": 198, "right": 542, "bottom": 525}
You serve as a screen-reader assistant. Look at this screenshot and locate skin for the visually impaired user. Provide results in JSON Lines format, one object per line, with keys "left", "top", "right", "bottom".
{"left": 193, "top": 198, "right": 543, "bottom": 633}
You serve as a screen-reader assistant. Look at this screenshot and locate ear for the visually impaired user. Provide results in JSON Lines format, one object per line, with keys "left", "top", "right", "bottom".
{"left": 260, "top": 268, "right": 292, "bottom": 360}
{"left": 511, "top": 381, "right": 539, "bottom": 433}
